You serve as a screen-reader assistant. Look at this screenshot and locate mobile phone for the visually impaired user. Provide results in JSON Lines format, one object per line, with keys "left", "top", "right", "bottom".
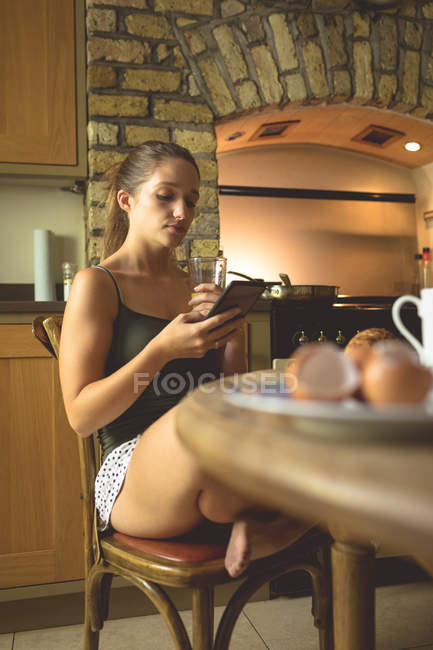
{"left": 206, "top": 280, "right": 265, "bottom": 321}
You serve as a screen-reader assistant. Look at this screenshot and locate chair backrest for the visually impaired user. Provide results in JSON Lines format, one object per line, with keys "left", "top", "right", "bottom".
{"left": 32, "top": 315, "right": 59, "bottom": 357}
{"left": 32, "top": 315, "right": 102, "bottom": 574}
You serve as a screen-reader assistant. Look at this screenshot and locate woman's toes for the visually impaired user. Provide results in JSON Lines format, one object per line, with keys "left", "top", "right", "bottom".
{"left": 224, "top": 520, "right": 251, "bottom": 577}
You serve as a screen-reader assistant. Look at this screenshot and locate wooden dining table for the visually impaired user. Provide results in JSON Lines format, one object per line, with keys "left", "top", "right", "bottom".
{"left": 175, "top": 370, "right": 433, "bottom": 650}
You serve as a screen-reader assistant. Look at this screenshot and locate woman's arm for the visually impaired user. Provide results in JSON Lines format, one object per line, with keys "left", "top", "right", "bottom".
{"left": 219, "top": 325, "right": 247, "bottom": 376}
{"left": 59, "top": 268, "right": 172, "bottom": 437}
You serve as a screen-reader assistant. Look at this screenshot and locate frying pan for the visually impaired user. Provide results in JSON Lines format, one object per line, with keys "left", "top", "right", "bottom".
{"left": 228, "top": 271, "right": 339, "bottom": 303}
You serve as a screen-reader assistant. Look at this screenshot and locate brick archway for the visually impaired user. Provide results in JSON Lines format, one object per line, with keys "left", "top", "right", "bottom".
{"left": 86, "top": 0, "right": 432, "bottom": 263}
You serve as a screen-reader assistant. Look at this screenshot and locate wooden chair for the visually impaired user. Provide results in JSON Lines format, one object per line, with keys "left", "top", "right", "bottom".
{"left": 32, "top": 315, "right": 334, "bottom": 650}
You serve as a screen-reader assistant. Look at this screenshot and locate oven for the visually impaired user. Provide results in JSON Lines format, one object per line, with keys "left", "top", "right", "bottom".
{"left": 270, "top": 296, "right": 421, "bottom": 362}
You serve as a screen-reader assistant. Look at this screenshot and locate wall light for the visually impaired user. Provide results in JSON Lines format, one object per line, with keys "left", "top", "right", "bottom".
{"left": 404, "top": 141, "right": 422, "bottom": 152}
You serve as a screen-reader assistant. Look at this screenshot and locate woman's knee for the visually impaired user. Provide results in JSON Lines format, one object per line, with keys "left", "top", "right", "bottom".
{"left": 197, "top": 483, "right": 253, "bottom": 523}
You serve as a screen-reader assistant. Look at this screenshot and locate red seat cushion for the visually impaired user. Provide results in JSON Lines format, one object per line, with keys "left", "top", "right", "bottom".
{"left": 111, "top": 521, "right": 232, "bottom": 563}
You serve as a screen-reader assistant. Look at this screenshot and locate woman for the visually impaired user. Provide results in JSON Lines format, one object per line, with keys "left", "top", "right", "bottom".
{"left": 59, "top": 141, "right": 310, "bottom": 578}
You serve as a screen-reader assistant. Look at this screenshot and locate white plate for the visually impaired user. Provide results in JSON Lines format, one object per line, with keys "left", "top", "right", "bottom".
{"left": 224, "top": 387, "right": 433, "bottom": 441}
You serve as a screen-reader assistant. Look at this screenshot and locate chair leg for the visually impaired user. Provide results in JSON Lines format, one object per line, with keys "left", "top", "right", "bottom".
{"left": 100, "top": 573, "right": 113, "bottom": 621}
{"left": 87, "top": 567, "right": 107, "bottom": 632}
{"left": 83, "top": 611, "right": 100, "bottom": 650}
{"left": 214, "top": 551, "right": 333, "bottom": 650}
{"left": 192, "top": 586, "right": 214, "bottom": 650}
{"left": 214, "top": 571, "right": 269, "bottom": 650}
{"left": 315, "top": 545, "right": 334, "bottom": 650}
{"left": 125, "top": 574, "right": 192, "bottom": 650}
{"left": 319, "top": 626, "right": 334, "bottom": 650}
{"left": 83, "top": 570, "right": 101, "bottom": 650}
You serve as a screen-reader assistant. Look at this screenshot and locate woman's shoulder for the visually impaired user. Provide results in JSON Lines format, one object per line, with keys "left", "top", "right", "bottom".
{"left": 67, "top": 266, "right": 119, "bottom": 320}
{"left": 73, "top": 265, "right": 113, "bottom": 293}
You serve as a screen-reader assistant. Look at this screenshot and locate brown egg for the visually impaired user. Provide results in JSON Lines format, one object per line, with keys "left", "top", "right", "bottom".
{"left": 361, "top": 340, "right": 432, "bottom": 406}
{"left": 344, "top": 344, "right": 372, "bottom": 371}
{"left": 344, "top": 329, "right": 398, "bottom": 400}
{"left": 288, "top": 342, "right": 360, "bottom": 401}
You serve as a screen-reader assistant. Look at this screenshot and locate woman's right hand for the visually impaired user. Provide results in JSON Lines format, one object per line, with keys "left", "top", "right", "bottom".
{"left": 156, "top": 307, "right": 244, "bottom": 361}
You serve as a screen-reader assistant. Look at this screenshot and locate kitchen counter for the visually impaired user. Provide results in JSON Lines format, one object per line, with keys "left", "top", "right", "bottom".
{"left": 0, "top": 284, "right": 66, "bottom": 322}
{"left": 0, "top": 301, "right": 65, "bottom": 312}
{"left": 1, "top": 299, "right": 269, "bottom": 313}
{"left": 0, "top": 301, "right": 65, "bottom": 324}
{"left": 0, "top": 298, "right": 270, "bottom": 326}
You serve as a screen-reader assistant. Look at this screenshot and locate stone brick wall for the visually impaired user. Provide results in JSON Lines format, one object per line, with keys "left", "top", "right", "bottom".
{"left": 86, "top": 0, "right": 433, "bottom": 264}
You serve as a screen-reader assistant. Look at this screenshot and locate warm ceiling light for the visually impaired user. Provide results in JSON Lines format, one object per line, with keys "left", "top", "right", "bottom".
{"left": 404, "top": 141, "right": 421, "bottom": 152}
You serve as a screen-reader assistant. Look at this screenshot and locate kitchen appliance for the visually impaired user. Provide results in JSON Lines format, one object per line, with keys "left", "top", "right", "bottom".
{"left": 228, "top": 270, "right": 339, "bottom": 303}
{"left": 273, "top": 273, "right": 339, "bottom": 303}
{"left": 270, "top": 295, "right": 422, "bottom": 361}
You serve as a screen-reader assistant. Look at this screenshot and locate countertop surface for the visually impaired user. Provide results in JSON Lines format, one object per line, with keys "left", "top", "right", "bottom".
{"left": 0, "top": 299, "right": 271, "bottom": 313}
{"left": 0, "top": 301, "right": 66, "bottom": 313}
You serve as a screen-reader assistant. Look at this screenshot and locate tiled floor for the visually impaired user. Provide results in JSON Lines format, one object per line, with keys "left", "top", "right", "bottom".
{"left": 1, "top": 581, "right": 433, "bottom": 649}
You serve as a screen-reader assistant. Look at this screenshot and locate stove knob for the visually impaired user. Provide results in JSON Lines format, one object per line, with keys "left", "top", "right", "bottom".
{"left": 335, "top": 330, "right": 346, "bottom": 346}
{"left": 292, "top": 329, "right": 309, "bottom": 346}
{"left": 316, "top": 330, "right": 327, "bottom": 343}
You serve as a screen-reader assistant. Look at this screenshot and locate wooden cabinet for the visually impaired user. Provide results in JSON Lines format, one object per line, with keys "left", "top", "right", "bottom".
{"left": 0, "top": 324, "right": 83, "bottom": 588}
{"left": 0, "top": 0, "right": 86, "bottom": 180}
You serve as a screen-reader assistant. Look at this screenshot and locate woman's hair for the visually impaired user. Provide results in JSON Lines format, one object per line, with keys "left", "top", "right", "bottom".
{"left": 102, "top": 141, "right": 200, "bottom": 258}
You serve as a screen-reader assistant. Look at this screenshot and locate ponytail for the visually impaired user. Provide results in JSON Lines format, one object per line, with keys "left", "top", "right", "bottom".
{"left": 102, "top": 163, "right": 129, "bottom": 259}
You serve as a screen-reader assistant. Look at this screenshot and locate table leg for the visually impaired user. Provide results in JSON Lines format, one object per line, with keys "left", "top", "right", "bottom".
{"left": 331, "top": 541, "right": 376, "bottom": 650}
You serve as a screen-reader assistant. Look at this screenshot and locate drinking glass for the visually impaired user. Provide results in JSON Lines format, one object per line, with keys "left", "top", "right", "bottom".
{"left": 187, "top": 256, "right": 227, "bottom": 297}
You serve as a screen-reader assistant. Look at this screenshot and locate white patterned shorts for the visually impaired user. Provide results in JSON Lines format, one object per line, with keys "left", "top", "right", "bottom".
{"left": 94, "top": 434, "right": 142, "bottom": 531}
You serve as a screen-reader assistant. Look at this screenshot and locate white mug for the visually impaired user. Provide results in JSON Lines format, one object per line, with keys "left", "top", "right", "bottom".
{"left": 392, "top": 288, "right": 433, "bottom": 368}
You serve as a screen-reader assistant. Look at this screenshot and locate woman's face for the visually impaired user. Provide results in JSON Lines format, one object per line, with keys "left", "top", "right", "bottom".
{"left": 118, "top": 157, "right": 200, "bottom": 247}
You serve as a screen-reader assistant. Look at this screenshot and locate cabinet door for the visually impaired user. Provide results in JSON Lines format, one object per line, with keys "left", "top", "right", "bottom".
{"left": 0, "top": 325, "right": 83, "bottom": 588}
{"left": 0, "top": 0, "right": 76, "bottom": 166}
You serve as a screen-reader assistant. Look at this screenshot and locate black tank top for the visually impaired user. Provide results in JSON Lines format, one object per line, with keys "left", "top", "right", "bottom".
{"left": 95, "top": 265, "right": 218, "bottom": 461}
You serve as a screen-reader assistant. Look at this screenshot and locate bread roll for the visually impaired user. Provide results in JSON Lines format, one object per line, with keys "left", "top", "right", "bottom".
{"left": 345, "top": 327, "right": 396, "bottom": 354}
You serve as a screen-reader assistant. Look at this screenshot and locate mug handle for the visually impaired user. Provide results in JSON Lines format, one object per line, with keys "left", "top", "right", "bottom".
{"left": 392, "top": 295, "right": 423, "bottom": 357}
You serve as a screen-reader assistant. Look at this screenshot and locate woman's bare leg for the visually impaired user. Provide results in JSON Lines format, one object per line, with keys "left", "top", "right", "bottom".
{"left": 223, "top": 517, "right": 312, "bottom": 578}
{"left": 110, "top": 406, "right": 312, "bottom": 577}
{"left": 110, "top": 407, "right": 253, "bottom": 537}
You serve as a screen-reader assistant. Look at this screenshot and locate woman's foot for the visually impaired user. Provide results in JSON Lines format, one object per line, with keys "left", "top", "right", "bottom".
{"left": 224, "top": 516, "right": 312, "bottom": 578}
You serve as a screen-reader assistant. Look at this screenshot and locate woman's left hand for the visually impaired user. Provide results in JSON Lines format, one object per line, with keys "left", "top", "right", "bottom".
{"left": 188, "top": 283, "right": 223, "bottom": 316}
